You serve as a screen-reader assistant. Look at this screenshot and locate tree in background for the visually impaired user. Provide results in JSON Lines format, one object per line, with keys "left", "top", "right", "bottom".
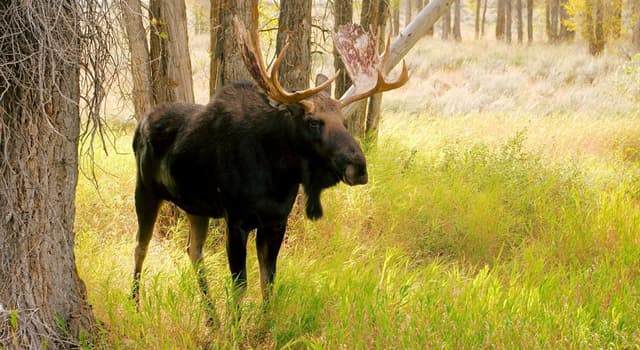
{"left": 566, "top": 0, "right": 617, "bottom": 55}
{"left": 516, "top": 0, "right": 523, "bottom": 43}
{"left": 527, "top": 0, "right": 534, "bottom": 43}
{"left": 496, "top": 0, "right": 505, "bottom": 40}
{"left": 334, "top": 0, "right": 354, "bottom": 98}
{"left": 633, "top": 0, "right": 640, "bottom": 49}
{"left": 453, "top": 0, "right": 462, "bottom": 41}
{"left": 276, "top": 0, "right": 312, "bottom": 91}
{"left": 0, "top": 0, "right": 109, "bottom": 347}
{"left": 546, "top": 0, "right": 574, "bottom": 42}
{"left": 213, "top": 0, "right": 258, "bottom": 87}
{"left": 441, "top": 4, "right": 451, "bottom": 39}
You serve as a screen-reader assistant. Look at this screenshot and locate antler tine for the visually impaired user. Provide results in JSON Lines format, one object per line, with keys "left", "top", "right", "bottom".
{"left": 339, "top": 60, "right": 410, "bottom": 108}
{"left": 234, "top": 17, "right": 338, "bottom": 106}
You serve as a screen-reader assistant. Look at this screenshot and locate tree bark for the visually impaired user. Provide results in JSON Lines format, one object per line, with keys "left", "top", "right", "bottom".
{"left": 121, "top": 0, "right": 154, "bottom": 119}
{"left": 365, "top": 0, "right": 390, "bottom": 144}
{"left": 482, "top": 0, "right": 488, "bottom": 37}
{"left": 334, "top": 0, "right": 353, "bottom": 98}
{"left": 277, "top": 0, "right": 312, "bottom": 91}
{"left": 392, "top": 0, "right": 401, "bottom": 36}
{"left": 149, "top": 0, "right": 194, "bottom": 103}
{"left": 215, "top": 0, "right": 259, "bottom": 86}
{"left": 405, "top": 0, "right": 412, "bottom": 27}
{"left": 0, "top": 1, "right": 96, "bottom": 347}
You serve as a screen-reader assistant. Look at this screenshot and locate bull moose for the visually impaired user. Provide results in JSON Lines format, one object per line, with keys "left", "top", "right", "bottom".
{"left": 131, "top": 18, "right": 409, "bottom": 318}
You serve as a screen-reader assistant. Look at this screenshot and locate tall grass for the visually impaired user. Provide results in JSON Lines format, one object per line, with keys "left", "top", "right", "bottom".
{"left": 75, "top": 35, "right": 640, "bottom": 348}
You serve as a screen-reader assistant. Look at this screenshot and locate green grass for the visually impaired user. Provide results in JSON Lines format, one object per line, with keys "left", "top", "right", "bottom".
{"left": 76, "top": 34, "right": 640, "bottom": 348}
{"left": 75, "top": 114, "right": 640, "bottom": 348}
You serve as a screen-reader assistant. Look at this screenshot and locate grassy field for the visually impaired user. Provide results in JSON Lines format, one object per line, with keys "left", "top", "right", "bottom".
{"left": 76, "top": 35, "right": 640, "bottom": 348}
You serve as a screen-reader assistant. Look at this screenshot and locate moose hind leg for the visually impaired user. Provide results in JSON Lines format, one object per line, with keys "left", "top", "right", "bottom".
{"left": 256, "top": 222, "right": 286, "bottom": 302}
{"left": 226, "top": 221, "right": 249, "bottom": 304}
{"left": 132, "top": 182, "right": 161, "bottom": 304}
{"left": 186, "top": 214, "right": 218, "bottom": 326}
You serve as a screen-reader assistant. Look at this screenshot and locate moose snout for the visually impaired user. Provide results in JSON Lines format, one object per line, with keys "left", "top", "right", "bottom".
{"left": 344, "top": 162, "right": 368, "bottom": 185}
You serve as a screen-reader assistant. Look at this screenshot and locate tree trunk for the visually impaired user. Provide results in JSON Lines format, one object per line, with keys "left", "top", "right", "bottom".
{"left": 586, "top": 0, "right": 605, "bottom": 55}
{"left": 334, "top": 0, "right": 353, "bottom": 98}
{"left": 452, "top": 0, "right": 461, "bottom": 41}
{"left": 482, "top": 0, "right": 488, "bottom": 36}
{"left": 392, "top": 0, "right": 401, "bottom": 36}
{"left": 527, "top": 0, "right": 533, "bottom": 43}
{"left": 441, "top": 5, "right": 451, "bottom": 40}
{"left": 516, "top": 0, "right": 523, "bottom": 43}
{"left": 405, "top": 0, "right": 412, "bottom": 27}
{"left": 558, "top": 0, "right": 574, "bottom": 41}
{"left": 505, "top": 0, "right": 512, "bottom": 43}
{"left": 365, "top": 0, "right": 390, "bottom": 145}
{"left": 0, "top": 1, "right": 97, "bottom": 347}
{"left": 276, "top": 0, "right": 312, "bottom": 91}
{"left": 215, "top": 0, "right": 258, "bottom": 86}
{"left": 475, "top": 0, "right": 481, "bottom": 39}
{"left": 610, "top": 0, "right": 622, "bottom": 38}
{"left": 633, "top": 0, "right": 640, "bottom": 49}
{"left": 121, "top": 0, "right": 154, "bottom": 119}
{"left": 496, "top": 0, "right": 505, "bottom": 40}
{"left": 425, "top": 0, "right": 435, "bottom": 36}
{"left": 209, "top": 0, "right": 221, "bottom": 96}
{"left": 149, "top": 0, "right": 194, "bottom": 103}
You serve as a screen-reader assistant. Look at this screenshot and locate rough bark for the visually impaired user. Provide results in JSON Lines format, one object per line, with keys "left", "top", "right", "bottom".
{"left": 334, "top": 0, "right": 353, "bottom": 98}
{"left": 149, "top": 0, "right": 194, "bottom": 103}
{"left": 215, "top": 0, "right": 258, "bottom": 87}
{"left": 121, "top": 0, "right": 154, "bottom": 119}
{"left": 0, "top": 1, "right": 100, "bottom": 347}
{"left": 276, "top": 0, "right": 312, "bottom": 91}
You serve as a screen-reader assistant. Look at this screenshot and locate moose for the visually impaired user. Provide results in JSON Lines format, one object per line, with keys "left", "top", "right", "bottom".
{"left": 131, "top": 18, "right": 409, "bottom": 318}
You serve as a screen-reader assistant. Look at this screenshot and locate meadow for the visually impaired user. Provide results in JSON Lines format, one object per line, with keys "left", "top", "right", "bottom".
{"left": 75, "top": 35, "right": 640, "bottom": 348}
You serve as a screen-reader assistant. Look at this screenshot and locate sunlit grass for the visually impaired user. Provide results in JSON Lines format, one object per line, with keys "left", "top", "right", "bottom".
{"left": 75, "top": 34, "right": 640, "bottom": 348}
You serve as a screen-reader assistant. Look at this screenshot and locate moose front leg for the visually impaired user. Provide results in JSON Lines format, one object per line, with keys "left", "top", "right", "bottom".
{"left": 256, "top": 221, "right": 286, "bottom": 302}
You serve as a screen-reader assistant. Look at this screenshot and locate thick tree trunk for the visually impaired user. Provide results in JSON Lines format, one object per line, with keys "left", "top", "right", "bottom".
{"left": 276, "top": 0, "right": 312, "bottom": 91}
{"left": 215, "top": 0, "right": 258, "bottom": 86}
{"left": 334, "top": 0, "right": 353, "bottom": 98}
{"left": 149, "top": 0, "right": 194, "bottom": 103}
{"left": 121, "top": 0, "right": 154, "bottom": 119}
{"left": 0, "top": 2, "right": 95, "bottom": 347}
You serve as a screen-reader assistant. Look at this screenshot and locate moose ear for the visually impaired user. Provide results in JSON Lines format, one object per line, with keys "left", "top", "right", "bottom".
{"left": 315, "top": 74, "right": 332, "bottom": 95}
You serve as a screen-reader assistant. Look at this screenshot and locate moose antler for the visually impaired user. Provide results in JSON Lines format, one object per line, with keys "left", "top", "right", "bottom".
{"left": 233, "top": 17, "right": 338, "bottom": 105}
{"left": 332, "top": 24, "right": 410, "bottom": 107}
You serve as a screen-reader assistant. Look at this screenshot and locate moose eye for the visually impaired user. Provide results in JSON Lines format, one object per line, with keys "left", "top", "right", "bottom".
{"left": 308, "top": 119, "right": 322, "bottom": 129}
